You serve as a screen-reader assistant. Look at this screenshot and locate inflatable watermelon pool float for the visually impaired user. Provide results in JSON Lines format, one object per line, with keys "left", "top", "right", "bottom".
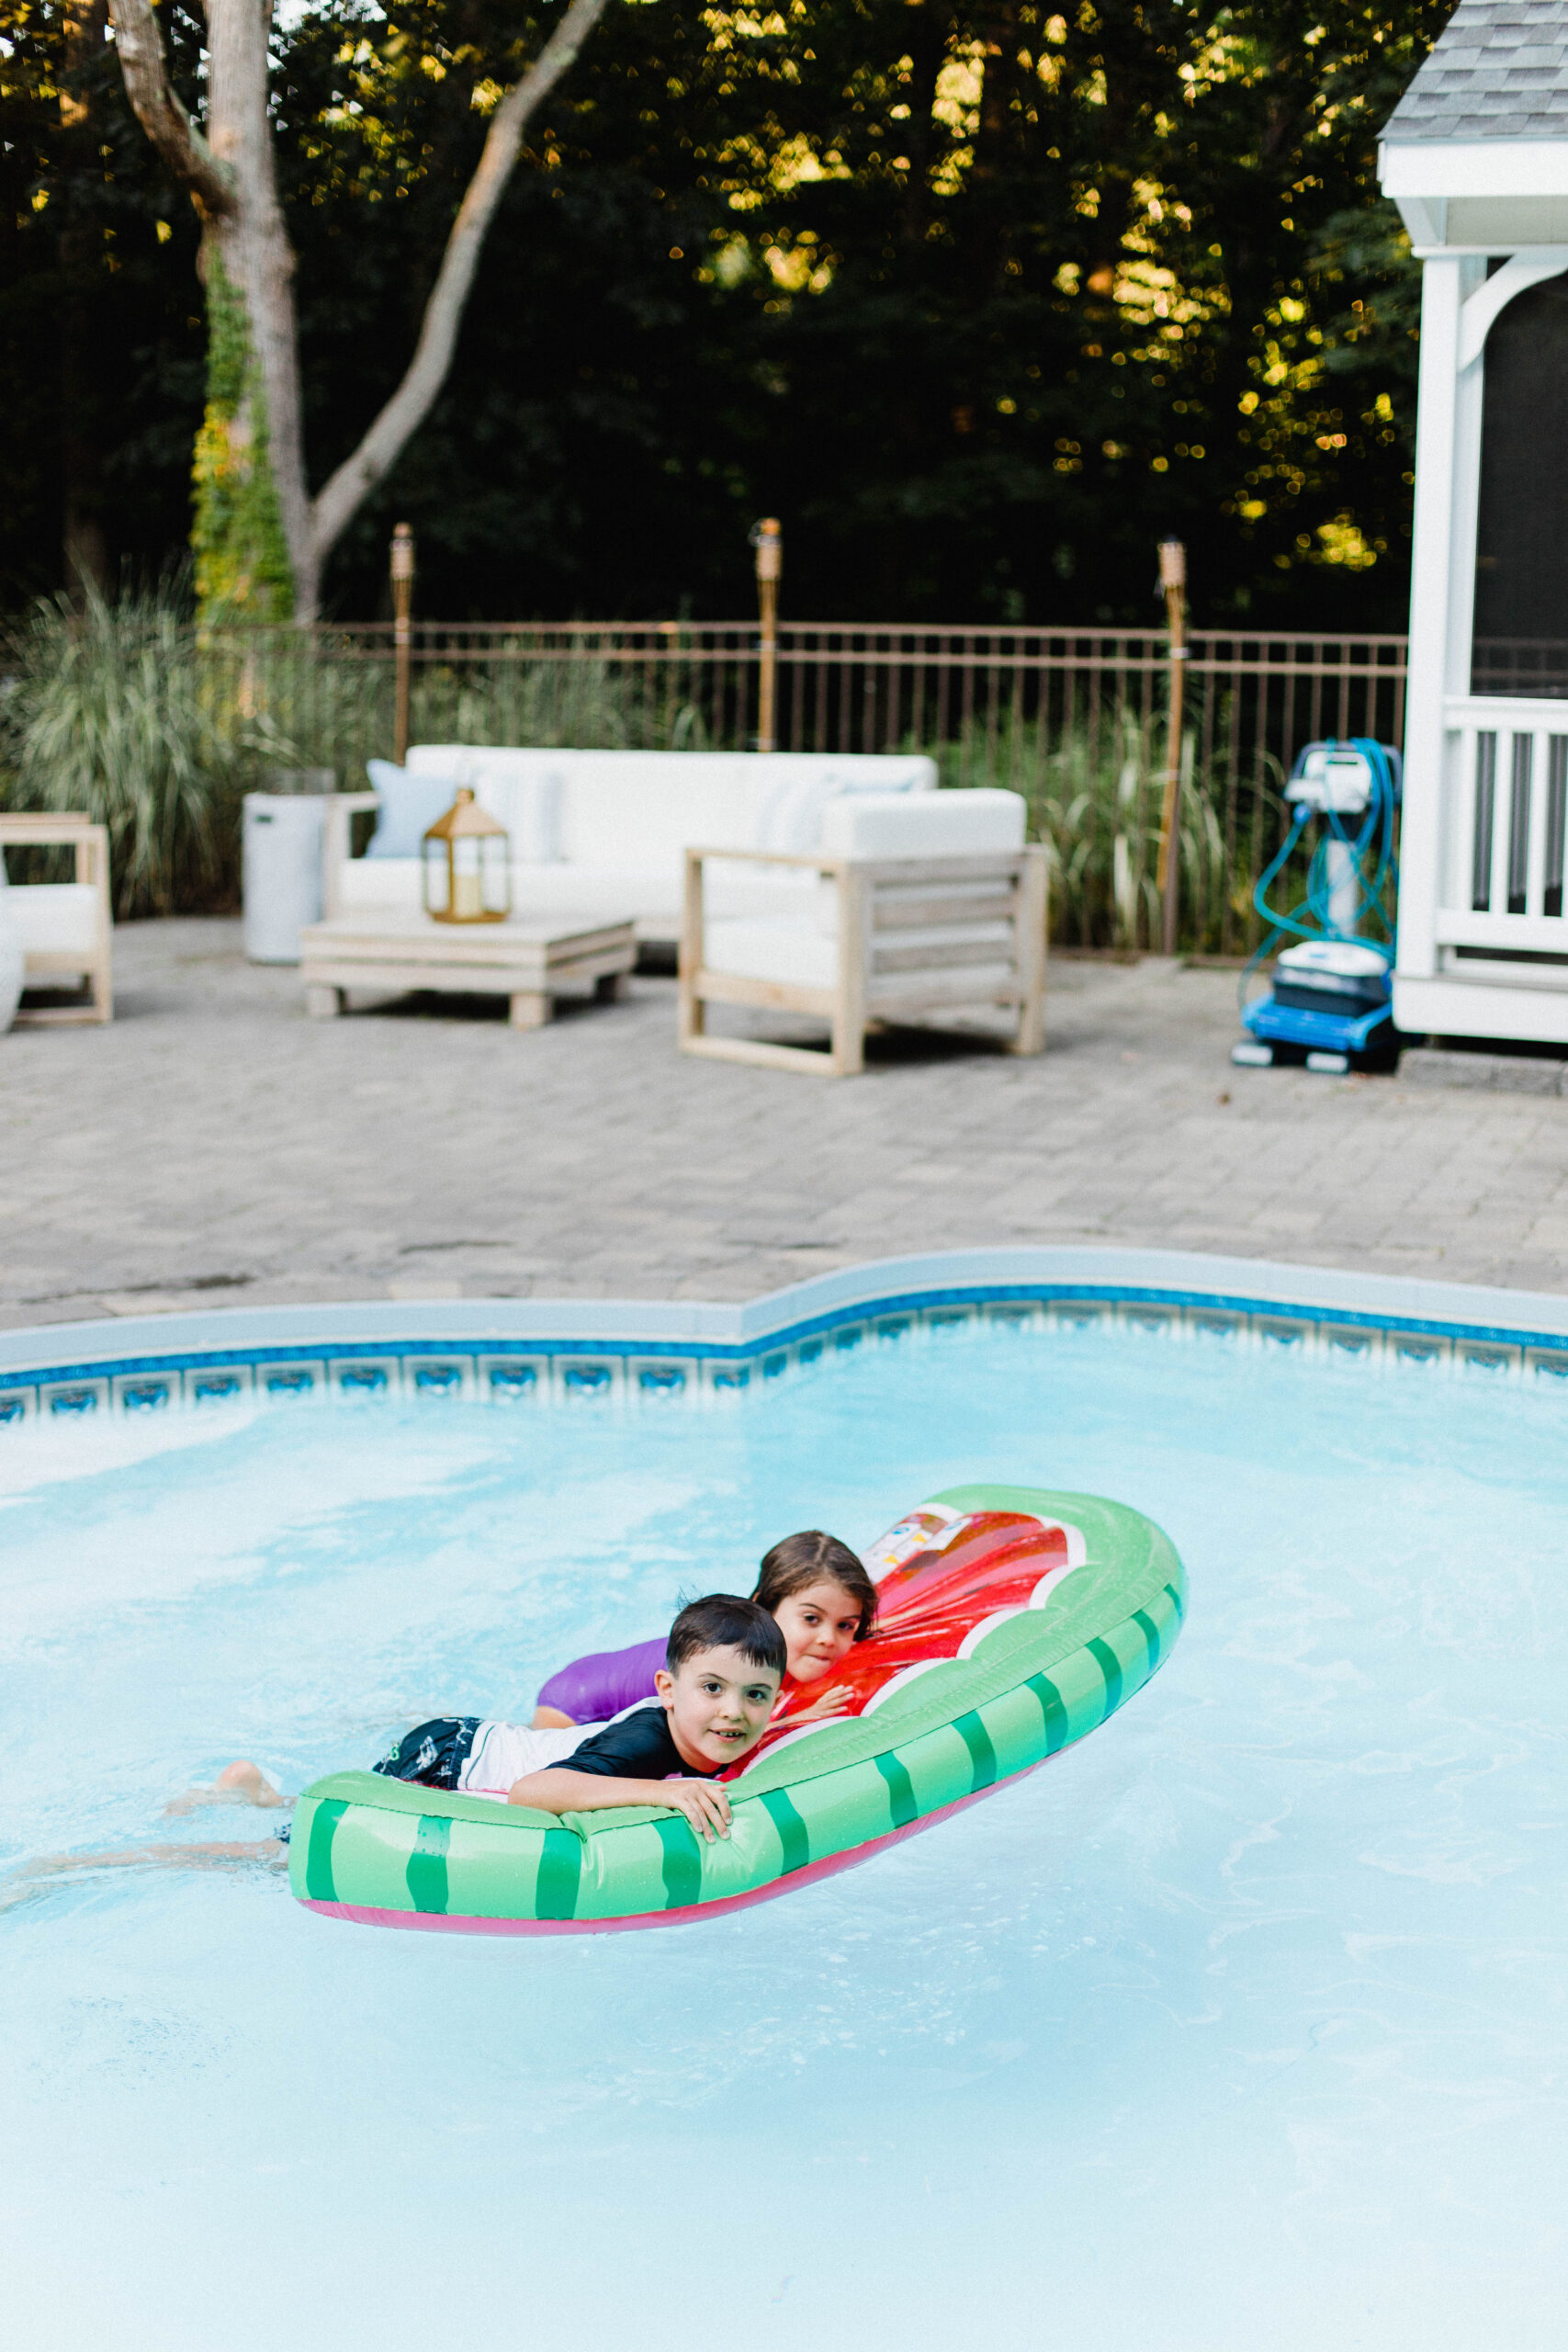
{"left": 289, "top": 1482, "right": 1186, "bottom": 1935}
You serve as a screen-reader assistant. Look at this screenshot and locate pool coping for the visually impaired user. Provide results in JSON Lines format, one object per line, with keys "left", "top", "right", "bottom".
{"left": 2, "top": 1243, "right": 1567, "bottom": 1407}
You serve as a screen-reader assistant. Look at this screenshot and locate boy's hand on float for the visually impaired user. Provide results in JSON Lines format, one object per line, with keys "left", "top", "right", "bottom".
{"left": 665, "top": 1779, "right": 732, "bottom": 1842}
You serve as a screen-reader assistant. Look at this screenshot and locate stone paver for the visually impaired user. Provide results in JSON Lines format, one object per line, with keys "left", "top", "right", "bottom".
{"left": 2, "top": 917, "right": 1566, "bottom": 1330}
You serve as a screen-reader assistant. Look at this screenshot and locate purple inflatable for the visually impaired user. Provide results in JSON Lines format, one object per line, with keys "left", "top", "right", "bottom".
{"left": 536, "top": 1634, "right": 667, "bottom": 1724}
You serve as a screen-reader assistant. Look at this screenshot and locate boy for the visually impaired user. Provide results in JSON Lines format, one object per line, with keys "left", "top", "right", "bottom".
{"left": 505, "top": 1594, "right": 785, "bottom": 1843}
{"left": 2, "top": 1599, "right": 784, "bottom": 1906}
{"left": 160, "top": 1596, "right": 784, "bottom": 1843}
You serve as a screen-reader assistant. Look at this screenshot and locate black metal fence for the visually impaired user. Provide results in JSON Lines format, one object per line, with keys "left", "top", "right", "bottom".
{"left": 205, "top": 619, "right": 1407, "bottom": 955}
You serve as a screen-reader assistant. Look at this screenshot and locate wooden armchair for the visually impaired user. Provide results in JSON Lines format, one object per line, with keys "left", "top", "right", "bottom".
{"left": 678, "top": 790, "right": 1046, "bottom": 1077}
{"left": 0, "top": 813, "right": 113, "bottom": 1024}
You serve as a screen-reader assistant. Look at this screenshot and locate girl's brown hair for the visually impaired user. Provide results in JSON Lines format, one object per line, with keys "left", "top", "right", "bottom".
{"left": 751, "top": 1530, "right": 878, "bottom": 1641}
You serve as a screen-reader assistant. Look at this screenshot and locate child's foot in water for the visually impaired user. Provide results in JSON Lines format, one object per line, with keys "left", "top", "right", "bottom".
{"left": 164, "top": 1758, "right": 285, "bottom": 1816}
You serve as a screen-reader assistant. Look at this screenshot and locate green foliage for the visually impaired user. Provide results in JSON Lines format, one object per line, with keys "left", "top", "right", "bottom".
{"left": 0, "top": 580, "right": 250, "bottom": 914}
{"left": 4, "top": 0, "right": 1445, "bottom": 628}
{"left": 199, "top": 630, "right": 707, "bottom": 775}
{"left": 201, "top": 250, "right": 252, "bottom": 416}
{"left": 0, "top": 0, "right": 208, "bottom": 605}
{"left": 0, "top": 582, "right": 1248, "bottom": 944}
{"left": 939, "top": 711, "right": 1240, "bottom": 954}
{"left": 277, "top": 0, "right": 1451, "bottom": 625}
{"left": 0, "top": 588, "right": 705, "bottom": 916}
{"left": 191, "top": 256, "right": 294, "bottom": 622}
{"left": 408, "top": 654, "right": 706, "bottom": 754}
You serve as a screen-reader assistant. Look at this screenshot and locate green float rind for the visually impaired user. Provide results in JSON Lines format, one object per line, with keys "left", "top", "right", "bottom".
{"left": 288, "top": 1484, "right": 1186, "bottom": 1928}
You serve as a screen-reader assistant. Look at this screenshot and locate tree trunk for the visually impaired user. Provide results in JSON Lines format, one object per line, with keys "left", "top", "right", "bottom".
{"left": 107, "top": 0, "right": 611, "bottom": 621}
{"left": 200, "top": 0, "right": 311, "bottom": 616}
{"left": 107, "top": 0, "right": 299, "bottom": 618}
{"left": 61, "top": 0, "right": 110, "bottom": 596}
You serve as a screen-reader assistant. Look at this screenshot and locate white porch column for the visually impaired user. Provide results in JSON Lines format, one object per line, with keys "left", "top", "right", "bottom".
{"left": 1394, "top": 255, "right": 1464, "bottom": 994}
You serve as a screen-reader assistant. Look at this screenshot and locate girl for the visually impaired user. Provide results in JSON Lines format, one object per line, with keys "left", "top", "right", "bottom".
{"left": 530, "top": 1529, "right": 877, "bottom": 1728}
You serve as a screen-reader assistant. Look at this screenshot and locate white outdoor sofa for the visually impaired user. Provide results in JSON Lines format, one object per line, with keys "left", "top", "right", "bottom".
{"left": 323, "top": 745, "right": 941, "bottom": 948}
{"left": 0, "top": 813, "right": 113, "bottom": 1025}
{"left": 680, "top": 788, "right": 1047, "bottom": 1076}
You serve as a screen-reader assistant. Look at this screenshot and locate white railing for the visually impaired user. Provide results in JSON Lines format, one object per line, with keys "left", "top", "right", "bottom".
{"left": 1438, "top": 697, "right": 1568, "bottom": 964}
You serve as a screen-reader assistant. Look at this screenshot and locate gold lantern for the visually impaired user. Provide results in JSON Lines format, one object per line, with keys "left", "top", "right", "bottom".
{"left": 422, "top": 788, "right": 511, "bottom": 923}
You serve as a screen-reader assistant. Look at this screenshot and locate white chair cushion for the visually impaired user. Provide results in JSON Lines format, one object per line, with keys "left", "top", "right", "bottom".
{"left": 705, "top": 918, "right": 840, "bottom": 992}
{"left": 6, "top": 883, "right": 100, "bottom": 957}
{"left": 818, "top": 787, "right": 1026, "bottom": 858}
{"left": 702, "top": 915, "right": 1018, "bottom": 1004}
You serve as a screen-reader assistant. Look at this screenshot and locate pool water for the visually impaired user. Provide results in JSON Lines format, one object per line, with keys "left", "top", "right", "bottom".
{"left": 3, "top": 1321, "right": 1563, "bottom": 2350}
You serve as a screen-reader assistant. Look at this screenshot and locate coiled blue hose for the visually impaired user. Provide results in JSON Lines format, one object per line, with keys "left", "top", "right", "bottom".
{"left": 1240, "top": 738, "right": 1399, "bottom": 1016}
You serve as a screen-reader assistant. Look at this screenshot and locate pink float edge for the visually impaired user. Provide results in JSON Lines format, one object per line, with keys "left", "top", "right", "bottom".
{"left": 298, "top": 1766, "right": 1045, "bottom": 1938}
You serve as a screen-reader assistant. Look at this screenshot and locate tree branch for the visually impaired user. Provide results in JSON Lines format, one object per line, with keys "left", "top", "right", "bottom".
{"left": 308, "top": 0, "right": 613, "bottom": 571}
{"left": 107, "top": 0, "right": 234, "bottom": 217}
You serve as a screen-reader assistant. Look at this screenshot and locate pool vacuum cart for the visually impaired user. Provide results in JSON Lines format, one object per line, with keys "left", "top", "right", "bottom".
{"left": 1233, "top": 737, "right": 1402, "bottom": 1075}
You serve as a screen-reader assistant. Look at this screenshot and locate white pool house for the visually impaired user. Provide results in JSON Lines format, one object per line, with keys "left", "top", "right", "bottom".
{"left": 1382, "top": 0, "right": 1568, "bottom": 1042}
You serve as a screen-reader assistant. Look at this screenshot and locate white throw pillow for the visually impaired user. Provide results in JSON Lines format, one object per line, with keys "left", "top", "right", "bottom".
{"left": 757, "top": 774, "right": 838, "bottom": 855}
{"left": 759, "top": 766, "right": 950, "bottom": 857}
{"left": 472, "top": 769, "right": 564, "bottom": 865}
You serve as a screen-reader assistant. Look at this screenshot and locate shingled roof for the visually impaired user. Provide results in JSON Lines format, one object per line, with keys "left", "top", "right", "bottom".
{"left": 1383, "top": 1, "right": 1568, "bottom": 141}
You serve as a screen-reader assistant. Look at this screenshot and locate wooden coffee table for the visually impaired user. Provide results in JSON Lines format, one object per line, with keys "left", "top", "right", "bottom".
{"left": 299, "top": 910, "right": 637, "bottom": 1030}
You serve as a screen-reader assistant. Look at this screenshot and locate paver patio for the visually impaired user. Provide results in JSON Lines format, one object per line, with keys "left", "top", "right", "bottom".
{"left": 3, "top": 915, "right": 1566, "bottom": 1332}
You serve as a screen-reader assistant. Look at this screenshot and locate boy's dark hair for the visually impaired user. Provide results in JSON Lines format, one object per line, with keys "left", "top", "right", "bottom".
{"left": 666, "top": 1594, "right": 787, "bottom": 1679}
{"left": 752, "top": 1531, "right": 878, "bottom": 1641}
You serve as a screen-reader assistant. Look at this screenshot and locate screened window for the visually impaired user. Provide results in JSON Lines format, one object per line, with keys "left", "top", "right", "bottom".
{"left": 1472, "top": 273, "right": 1568, "bottom": 698}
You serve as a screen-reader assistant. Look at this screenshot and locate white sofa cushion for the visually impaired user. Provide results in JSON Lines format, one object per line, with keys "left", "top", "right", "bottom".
{"left": 336, "top": 854, "right": 819, "bottom": 932}
{"left": 345, "top": 749, "right": 942, "bottom": 935}
{"left": 407, "top": 747, "right": 933, "bottom": 873}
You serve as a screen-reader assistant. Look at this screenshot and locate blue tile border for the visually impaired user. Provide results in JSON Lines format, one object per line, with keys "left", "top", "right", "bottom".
{"left": 2, "top": 1247, "right": 1567, "bottom": 1426}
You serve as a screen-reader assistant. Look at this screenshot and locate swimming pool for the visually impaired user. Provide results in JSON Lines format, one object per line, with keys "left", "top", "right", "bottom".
{"left": 3, "top": 1252, "right": 1564, "bottom": 2350}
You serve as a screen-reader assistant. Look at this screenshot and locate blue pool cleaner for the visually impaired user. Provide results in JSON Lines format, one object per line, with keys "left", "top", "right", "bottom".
{"left": 1233, "top": 737, "right": 1402, "bottom": 1074}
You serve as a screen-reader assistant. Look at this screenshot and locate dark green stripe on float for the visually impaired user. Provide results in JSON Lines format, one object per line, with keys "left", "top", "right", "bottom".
{"left": 304, "top": 1799, "right": 347, "bottom": 1902}
{"left": 875, "top": 1752, "right": 918, "bottom": 1828}
{"left": 1024, "top": 1673, "right": 1068, "bottom": 1754}
{"left": 656, "top": 1815, "right": 703, "bottom": 1909}
{"left": 1088, "top": 1636, "right": 1122, "bottom": 1717}
{"left": 760, "top": 1787, "right": 810, "bottom": 1873}
{"left": 535, "top": 1828, "right": 581, "bottom": 1921}
{"left": 953, "top": 1710, "right": 998, "bottom": 1791}
{"left": 1132, "top": 1608, "right": 1162, "bottom": 1671}
{"left": 406, "top": 1815, "right": 450, "bottom": 1914}
{"left": 1165, "top": 1577, "right": 1186, "bottom": 1622}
